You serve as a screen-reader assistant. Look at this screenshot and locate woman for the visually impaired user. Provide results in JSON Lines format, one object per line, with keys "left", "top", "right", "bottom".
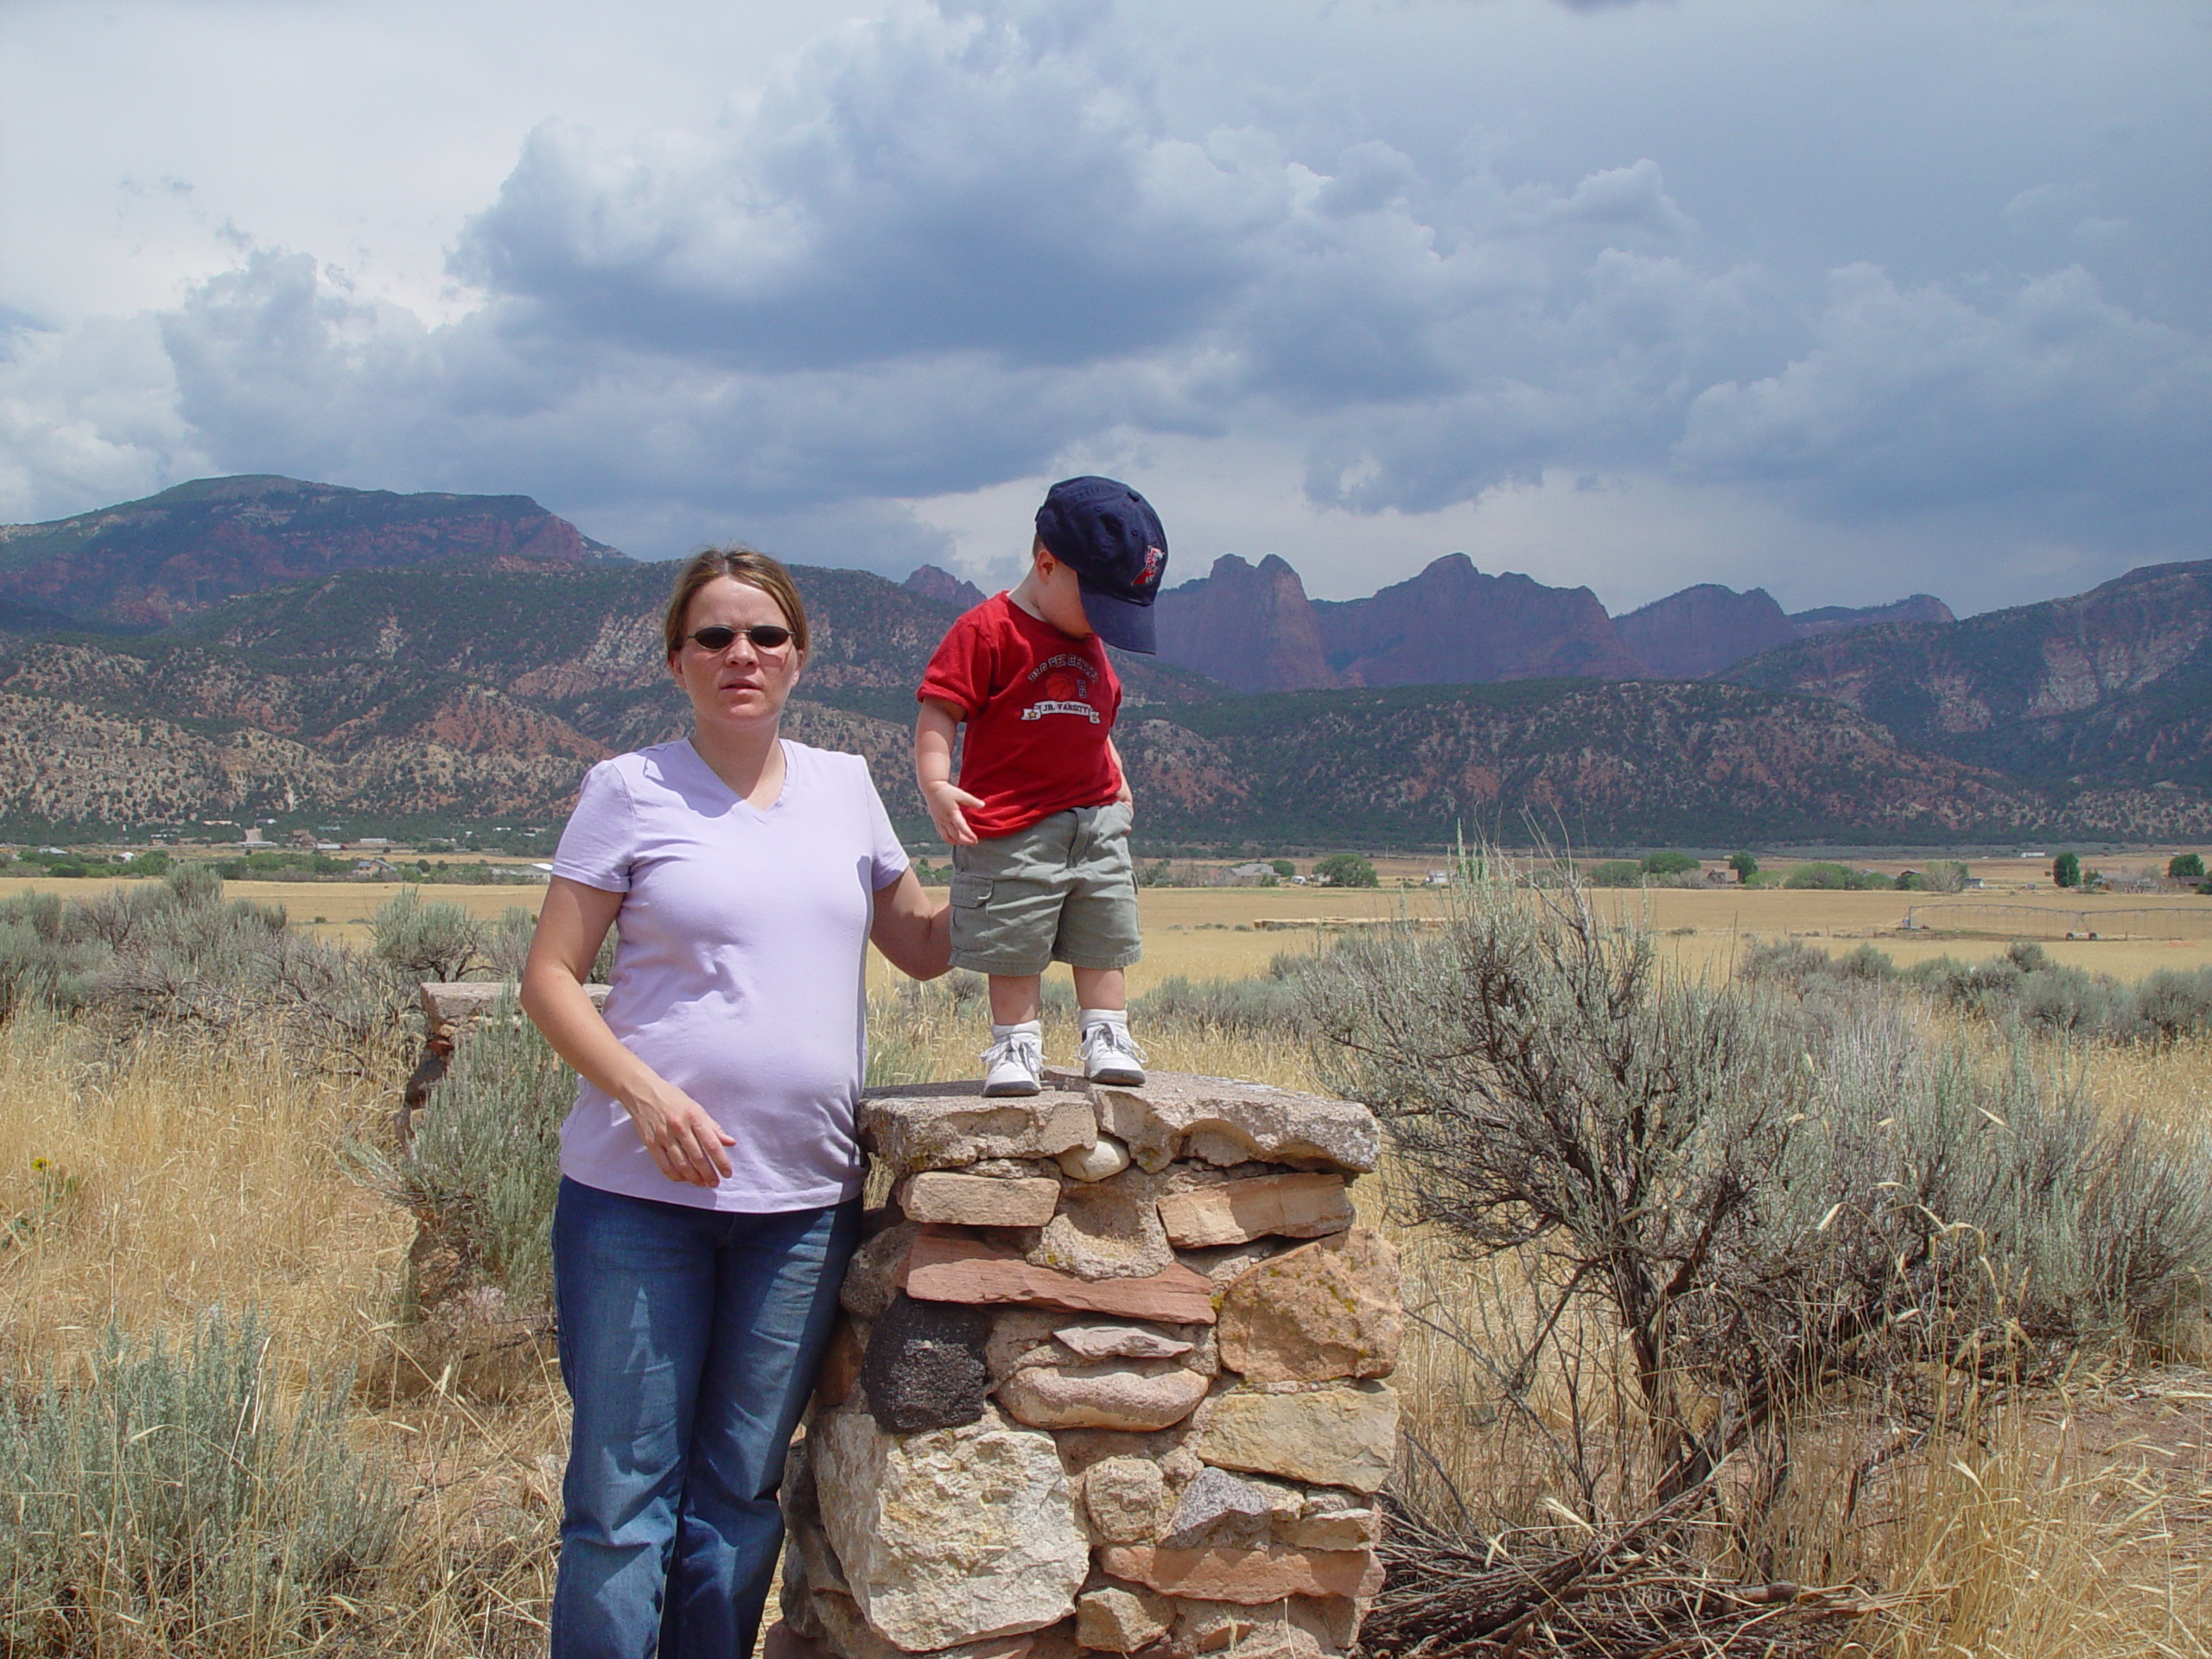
{"left": 521, "top": 547, "right": 949, "bottom": 1659}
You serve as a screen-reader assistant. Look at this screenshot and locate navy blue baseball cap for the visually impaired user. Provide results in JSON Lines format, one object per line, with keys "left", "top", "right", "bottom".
{"left": 1034, "top": 475, "right": 1169, "bottom": 654}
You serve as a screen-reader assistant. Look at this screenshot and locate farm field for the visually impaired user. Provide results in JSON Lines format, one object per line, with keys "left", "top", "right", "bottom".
{"left": 9, "top": 873, "right": 2210, "bottom": 989}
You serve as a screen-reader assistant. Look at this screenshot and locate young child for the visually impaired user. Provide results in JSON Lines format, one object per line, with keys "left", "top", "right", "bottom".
{"left": 914, "top": 476, "right": 1168, "bottom": 1096}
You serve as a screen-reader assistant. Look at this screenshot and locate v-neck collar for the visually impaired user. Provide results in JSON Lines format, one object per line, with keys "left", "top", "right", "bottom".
{"left": 681, "top": 735, "right": 791, "bottom": 818}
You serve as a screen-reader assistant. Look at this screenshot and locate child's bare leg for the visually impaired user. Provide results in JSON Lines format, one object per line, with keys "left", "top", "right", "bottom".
{"left": 988, "top": 974, "right": 1044, "bottom": 1026}
{"left": 1071, "top": 967, "right": 1126, "bottom": 1013}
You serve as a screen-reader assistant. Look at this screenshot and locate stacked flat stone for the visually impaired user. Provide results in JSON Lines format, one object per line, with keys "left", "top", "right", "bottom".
{"left": 779, "top": 1071, "right": 1401, "bottom": 1659}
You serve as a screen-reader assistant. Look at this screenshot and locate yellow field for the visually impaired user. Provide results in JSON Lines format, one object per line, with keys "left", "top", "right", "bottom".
{"left": 3, "top": 867, "right": 2209, "bottom": 1655}
{"left": 14, "top": 873, "right": 2209, "bottom": 990}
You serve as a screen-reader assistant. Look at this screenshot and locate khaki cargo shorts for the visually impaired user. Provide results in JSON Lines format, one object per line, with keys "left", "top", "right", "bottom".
{"left": 950, "top": 801, "right": 1142, "bottom": 976}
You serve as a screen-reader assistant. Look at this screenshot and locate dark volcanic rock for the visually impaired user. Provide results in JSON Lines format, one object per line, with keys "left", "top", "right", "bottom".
{"left": 904, "top": 564, "right": 987, "bottom": 613}
{"left": 1313, "top": 554, "right": 1642, "bottom": 685}
{"left": 860, "top": 1293, "right": 992, "bottom": 1431}
{"left": 1614, "top": 584, "right": 1799, "bottom": 679}
{"left": 1790, "top": 594, "right": 1955, "bottom": 637}
{"left": 1154, "top": 554, "right": 1341, "bottom": 693}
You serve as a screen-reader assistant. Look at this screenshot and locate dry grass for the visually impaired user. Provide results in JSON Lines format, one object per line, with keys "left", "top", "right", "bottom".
{"left": 3, "top": 917, "right": 2209, "bottom": 1655}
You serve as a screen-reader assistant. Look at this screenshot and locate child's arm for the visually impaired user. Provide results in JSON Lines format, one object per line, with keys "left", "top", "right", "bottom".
{"left": 916, "top": 696, "right": 985, "bottom": 846}
{"left": 1108, "top": 737, "right": 1133, "bottom": 811}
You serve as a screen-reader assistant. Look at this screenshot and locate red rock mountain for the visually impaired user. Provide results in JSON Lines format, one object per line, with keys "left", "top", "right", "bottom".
{"left": 0, "top": 474, "right": 622, "bottom": 631}
{"left": 1614, "top": 584, "right": 1801, "bottom": 680}
{"left": 1154, "top": 555, "right": 1342, "bottom": 693}
{"left": 1789, "top": 594, "right": 1956, "bottom": 637}
{"left": 1312, "top": 555, "right": 1643, "bottom": 685}
{"left": 902, "top": 564, "right": 987, "bottom": 612}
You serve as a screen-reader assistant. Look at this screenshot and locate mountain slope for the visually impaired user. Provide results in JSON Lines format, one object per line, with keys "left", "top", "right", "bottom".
{"left": 1155, "top": 554, "right": 1342, "bottom": 693}
{"left": 1312, "top": 554, "right": 1643, "bottom": 684}
{"left": 1613, "top": 584, "right": 1800, "bottom": 680}
{"left": 1116, "top": 680, "right": 2212, "bottom": 847}
{"left": 0, "top": 475, "right": 624, "bottom": 630}
{"left": 1726, "top": 560, "right": 2212, "bottom": 788}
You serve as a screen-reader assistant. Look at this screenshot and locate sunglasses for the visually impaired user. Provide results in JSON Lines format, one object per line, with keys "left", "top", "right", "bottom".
{"left": 681, "top": 624, "right": 796, "bottom": 652}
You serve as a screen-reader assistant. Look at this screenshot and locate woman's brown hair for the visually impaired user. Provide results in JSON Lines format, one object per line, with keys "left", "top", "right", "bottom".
{"left": 662, "top": 546, "right": 811, "bottom": 661}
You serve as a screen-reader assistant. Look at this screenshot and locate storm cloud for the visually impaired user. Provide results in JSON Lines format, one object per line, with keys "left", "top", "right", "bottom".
{"left": 3, "top": 0, "right": 2204, "bottom": 606}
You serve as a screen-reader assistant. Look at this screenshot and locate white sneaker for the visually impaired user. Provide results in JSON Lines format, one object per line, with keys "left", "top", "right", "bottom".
{"left": 1081, "top": 1021, "right": 1147, "bottom": 1086}
{"left": 981, "top": 1030, "right": 1044, "bottom": 1096}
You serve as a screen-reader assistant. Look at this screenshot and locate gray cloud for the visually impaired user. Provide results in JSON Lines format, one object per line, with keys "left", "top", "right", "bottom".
{"left": 2, "top": 0, "right": 2204, "bottom": 604}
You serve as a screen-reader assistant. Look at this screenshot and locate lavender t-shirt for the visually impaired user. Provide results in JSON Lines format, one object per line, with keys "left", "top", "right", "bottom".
{"left": 550, "top": 738, "right": 909, "bottom": 1211}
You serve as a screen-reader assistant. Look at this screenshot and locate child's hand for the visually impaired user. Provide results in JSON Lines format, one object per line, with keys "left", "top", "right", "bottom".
{"left": 924, "top": 779, "right": 985, "bottom": 846}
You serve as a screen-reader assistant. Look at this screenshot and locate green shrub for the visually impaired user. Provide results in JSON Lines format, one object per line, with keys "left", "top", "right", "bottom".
{"left": 2053, "top": 850, "right": 2082, "bottom": 888}
{"left": 372, "top": 887, "right": 493, "bottom": 982}
{"left": 1584, "top": 859, "right": 1643, "bottom": 887}
{"left": 0, "top": 869, "right": 413, "bottom": 1071}
{"left": 349, "top": 989, "right": 574, "bottom": 1308}
{"left": 2170, "top": 852, "right": 2205, "bottom": 880}
{"left": 1313, "top": 852, "right": 1378, "bottom": 888}
{"left": 0, "top": 1309, "right": 400, "bottom": 1653}
{"left": 1727, "top": 850, "right": 1758, "bottom": 883}
{"left": 1639, "top": 850, "right": 1700, "bottom": 877}
{"left": 1299, "top": 862, "right": 2212, "bottom": 1514}
{"left": 1269, "top": 858, "right": 1296, "bottom": 879}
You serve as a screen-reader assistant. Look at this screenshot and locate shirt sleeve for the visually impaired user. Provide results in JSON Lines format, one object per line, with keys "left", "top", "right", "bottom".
{"left": 859, "top": 757, "right": 912, "bottom": 890}
{"left": 916, "top": 605, "right": 995, "bottom": 720}
{"left": 550, "top": 759, "right": 637, "bottom": 893}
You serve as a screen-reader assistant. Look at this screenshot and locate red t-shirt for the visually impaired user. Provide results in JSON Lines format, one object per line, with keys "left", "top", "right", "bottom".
{"left": 917, "top": 593, "right": 1123, "bottom": 839}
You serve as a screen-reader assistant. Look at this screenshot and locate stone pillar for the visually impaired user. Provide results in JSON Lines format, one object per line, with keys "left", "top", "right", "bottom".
{"left": 781, "top": 1071, "right": 1400, "bottom": 1659}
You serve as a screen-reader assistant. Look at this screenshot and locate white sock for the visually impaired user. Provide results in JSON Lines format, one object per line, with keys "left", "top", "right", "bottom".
{"left": 990, "top": 1020, "right": 1043, "bottom": 1043}
{"left": 1079, "top": 1007, "right": 1128, "bottom": 1034}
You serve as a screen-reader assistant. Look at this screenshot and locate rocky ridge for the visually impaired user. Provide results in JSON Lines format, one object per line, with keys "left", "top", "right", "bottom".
{"left": 0, "top": 474, "right": 623, "bottom": 631}
{"left": 1725, "top": 559, "right": 2212, "bottom": 790}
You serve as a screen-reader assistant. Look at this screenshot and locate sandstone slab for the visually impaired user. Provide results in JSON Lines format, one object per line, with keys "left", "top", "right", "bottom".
{"left": 815, "top": 1404, "right": 1089, "bottom": 1650}
{"left": 902, "top": 1229, "right": 1217, "bottom": 1325}
{"left": 1156, "top": 1173, "right": 1352, "bottom": 1249}
{"left": 861, "top": 1294, "right": 992, "bottom": 1432}
{"left": 1029, "top": 1168, "right": 1173, "bottom": 1281}
{"left": 419, "top": 981, "right": 609, "bottom": 1023}
{"left": 996, "top": 1361, "right": 1210, "bottom": 1433}
{"left": 983, "top": 1309, "right": 1069, "bottom": 1382}
{"left": 1079, "top": 1457, "right": 1171, "bottom": 1544}
{"left": 1192, "top": 1383, "right": 1399, "bottom": 1494}
{"left": 861, "top": 1085, "right": 1096, "bottom": 1179}
{"left": 1098, "top": 1545, "right": 1384, "bottom": 1604}
{"left": 1077, "top": 1587, "right": 1171, "bottom": 1654}
{"left": 900, "top": 1172, "right": 1063, "bottom": 1229}
{"left": 1279, "top": 1508, "right": 1380, "bottom": 1550}
{"left": 1217, "top": 1229, "right": 1402, "bottom": 1382}
{"left": 1091, "top": 1077, "right": 1377, "bottom": 1174}
{"left": 1053, "top": 1322, "right": 1193, "bottom": 1361}
{"left": 811, "top": 1585, "right": 1038, "bottom": 1659}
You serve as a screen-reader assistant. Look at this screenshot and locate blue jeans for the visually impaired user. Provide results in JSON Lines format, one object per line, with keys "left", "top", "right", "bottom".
{"left": 550, "top": 1177, "right": 861, "bottom": 1659}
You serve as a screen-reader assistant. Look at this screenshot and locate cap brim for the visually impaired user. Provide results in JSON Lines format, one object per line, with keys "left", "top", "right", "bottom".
{"left": 1077, "top": 583, "right": 1156, "bottom": 653}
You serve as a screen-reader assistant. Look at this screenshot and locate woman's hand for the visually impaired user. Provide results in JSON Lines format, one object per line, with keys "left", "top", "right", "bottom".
{"left": 620, "top": 1076, "right": 738, "bottom": 1188}
{"left": 524, "top": 876, "right": 739, "bottom": 1191}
